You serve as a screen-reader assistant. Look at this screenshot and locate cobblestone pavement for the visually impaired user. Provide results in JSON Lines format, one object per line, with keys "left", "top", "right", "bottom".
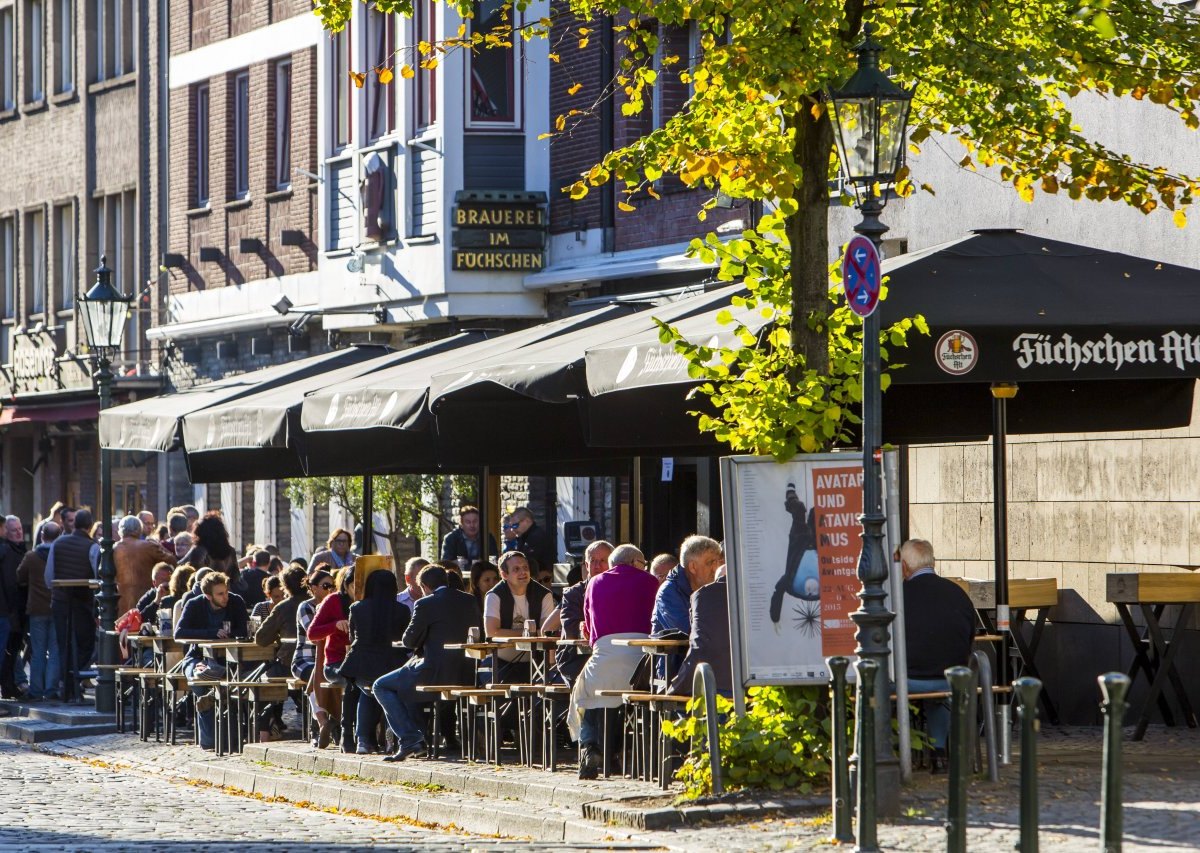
{"left": 11, "top": 725, "right": 1200, "bottom": 851}
{"left": 0, "top": 740, "right": 655, "bottom": 852}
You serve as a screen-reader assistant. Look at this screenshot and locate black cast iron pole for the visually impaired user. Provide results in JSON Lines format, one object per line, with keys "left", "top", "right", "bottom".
{"left": 992, "top": 389, "right": 1012, "bottom": 763}
{"left": 94, "top": 357, "right": 118, "bottom": 713}
{"left": 849, "top": 194, "right": 899, "bottom": 817}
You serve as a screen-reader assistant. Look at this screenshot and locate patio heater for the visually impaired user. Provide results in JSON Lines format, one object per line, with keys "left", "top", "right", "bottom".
{"left": 827, "top": 22, "right": 913, "bottom": 826}
{"left": 77, "top": 256, "right": 133, "bottom": 713}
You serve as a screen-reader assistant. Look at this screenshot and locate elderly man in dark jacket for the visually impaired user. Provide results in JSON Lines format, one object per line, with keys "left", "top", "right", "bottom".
{"left": 669, "top": 569, "right": 733, "bottom": 697}
{"left": 373, "top": 565, "right": 482, "bottom": 761}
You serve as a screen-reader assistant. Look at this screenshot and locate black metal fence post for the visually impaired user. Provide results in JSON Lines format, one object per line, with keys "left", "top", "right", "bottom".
{"left": 854, "top": 658, "right": 880, "bottom": 853}
{"left": 945, "top": 666, "right": 975, "bottom": 853}
{"left": 1014, "top": 677, "right": 1043, "bottom": 853}
{"left": 1099, "top": 673, "right": 1130, "bottom": 853}
{"left": 828, "top": 656, "right": 853, "bottom": 843}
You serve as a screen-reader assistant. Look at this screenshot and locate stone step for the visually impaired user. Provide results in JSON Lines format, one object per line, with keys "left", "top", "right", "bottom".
{"left": 185, "top": 757, "right": 632, "bottom": 843}
{"left": 241, "top": 741, "right": 661, "bottom": 810}
{"left": 0, "top": 717, "right": 119, "bottom": 743}
{"left": 0, "top": 699, "right": 117, "bottom": 727}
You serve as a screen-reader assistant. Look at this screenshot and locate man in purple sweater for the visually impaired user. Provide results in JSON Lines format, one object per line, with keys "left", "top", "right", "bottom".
{"left": 574, "top": 543, "right": 659, "bottom": 778}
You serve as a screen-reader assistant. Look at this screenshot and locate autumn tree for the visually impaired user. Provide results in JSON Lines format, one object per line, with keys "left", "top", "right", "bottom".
{"left": 316, "top": 0, "right": 1200, "bottom": 458}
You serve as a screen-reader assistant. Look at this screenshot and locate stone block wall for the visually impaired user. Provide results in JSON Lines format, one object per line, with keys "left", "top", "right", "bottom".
{"left": 905, "top": 388, "right": 1200, "bottom": 722}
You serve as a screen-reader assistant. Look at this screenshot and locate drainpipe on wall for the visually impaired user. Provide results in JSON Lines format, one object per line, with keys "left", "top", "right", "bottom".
{"left": 600, "top": 15, "right": 615, "bottom": 254}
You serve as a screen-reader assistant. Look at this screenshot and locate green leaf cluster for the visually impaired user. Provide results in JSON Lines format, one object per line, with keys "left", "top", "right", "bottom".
{"left": 659, "top": 207, "right": 928, "bottom": 461}
{"left": 663, "top": 685, "right": 846, "bottom": 798}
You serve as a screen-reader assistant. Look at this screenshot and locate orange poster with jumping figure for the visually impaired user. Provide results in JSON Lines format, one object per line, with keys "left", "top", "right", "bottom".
{"left": 812, "top": 465, "right": 864, "bottom": 657}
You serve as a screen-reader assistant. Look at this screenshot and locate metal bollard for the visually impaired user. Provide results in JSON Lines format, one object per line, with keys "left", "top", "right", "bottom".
{"left": 692, "top": 662, "right": 724, "bottom": 796}
{"left": 1099, "top": 673, "right": 1130, "bottom": 853}
{"left": 945, "top": 666, "right": 976, "bottom": 853}
{"left": 854, "top": 658, "right": 880, "bottom": 853}
{"left": 828, "top": 656, "right": 853, "bottom": 843}
{"left": 1014, "top": 677, "right": 1043, "bottom": 853}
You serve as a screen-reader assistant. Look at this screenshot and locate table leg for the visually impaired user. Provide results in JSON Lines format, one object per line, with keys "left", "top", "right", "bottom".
{"left": 1132, "top": 603, "right": 1191, "bottom": 740}
{"left": 1010, "top": 609, "right": 1060, "bottom": 725}
{"left": 1139, "top": 603, "right": 1197, "bottom": 730}
{"left": 1117, "top": 603, "right": 1175, "bottom": 728}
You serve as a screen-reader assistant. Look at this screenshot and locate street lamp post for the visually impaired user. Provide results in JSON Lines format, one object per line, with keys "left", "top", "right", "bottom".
{"left": 77, "top": 256, "right": 132, "bottom": 713}
{"left": 827, "top": 24, "right": 913, "bottom": 828}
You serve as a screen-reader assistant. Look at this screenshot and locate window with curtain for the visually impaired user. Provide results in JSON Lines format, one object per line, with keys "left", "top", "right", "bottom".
{"left": 54, "top": 203, "right": 74, "bottom": 310}
{"left": 195, "top": 83, "right": 210, "bottom": 204}
{"left": 467, "top": 0, "right": 517, "bottom": 127}
{"left": 274, "top": 60, "right": 292, "bottom": 189}
{"left": 0, "top": 8, "right": 13, "bottom": 111}
{"left": 366, "top": 9, "right": 394, "bottom": 141}
{"left": 27, "top": 0, "right": 44, "bottom": 102}
{"left": 233, "top": 71, "right": 249, "bottom": 198}
{"left": 332, "top": 28, "right": 350, "bottom": 149}
{"left": 25, "top": 209, "right": 46, "bottom": 316}
{"left": 54, "top": 0, "right": 72, "bottom": 93}
{"left": 414, "top": 0, "right": 436, "bottom": 129}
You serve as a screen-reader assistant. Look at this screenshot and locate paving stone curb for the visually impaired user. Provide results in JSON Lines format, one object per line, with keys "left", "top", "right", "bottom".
{"left": 583, "top": 793, "right": 827, "bottom": 830}
{"left": 184, "top": 758, "right": 636, "bottom": 843}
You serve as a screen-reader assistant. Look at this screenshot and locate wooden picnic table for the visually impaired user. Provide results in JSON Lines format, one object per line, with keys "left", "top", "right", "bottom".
{"left": 948, "top": 576, "right": 1060, "bottom": 723}
{"left": 1107, "top": 572, "right": 1200, "bottom": 740}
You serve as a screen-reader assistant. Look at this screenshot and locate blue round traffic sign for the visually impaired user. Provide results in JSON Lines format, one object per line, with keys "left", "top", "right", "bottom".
{"left": 842, "top": 236, "right": 881, "bottom": 318}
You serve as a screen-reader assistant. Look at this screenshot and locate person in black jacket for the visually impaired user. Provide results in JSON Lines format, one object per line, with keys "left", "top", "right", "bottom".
{"left": 900, "top": 539, "right": 977, "bottom": 757}
{"left": 669, "top": 569, "right": 733, "bottom": 697}
{"left": 339, "top": 570, "right": 410, "bottom": 754}
{"left": 439, "top": 505, "right": 497, "bottom": 563}
{"left": 374, "top": 565, "right": 482, "bottom": 761}
{"left": 238, "top": 550, "right": 272, "bottom": 611}
{"left": 512, "top": 507, "right": 556, "bottom": 576}
{"left": 176, "top": 572, "right": 249, "bottom": 750}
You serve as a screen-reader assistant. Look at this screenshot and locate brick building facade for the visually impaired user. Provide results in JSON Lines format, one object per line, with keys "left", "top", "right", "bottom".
{"left": 0, "top": 0, "right": 163, "bottom": 528}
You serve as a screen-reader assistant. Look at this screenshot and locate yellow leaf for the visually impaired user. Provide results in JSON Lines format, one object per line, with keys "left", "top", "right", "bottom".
{"left": 647, "top": 185, "right": 660, "bottom": 200}
{"left": 568, "top": 82, "right": 582, "bottom": 95}
{"left": 569, "top": 182, "right": 589, "bottom": 201}
{"left": 555, "top": 115, "right": 566, "bottom": 131}
{"left": 1018, "top": 184, "right": 1035, "bottom": 203}
{"left": 548, "top": 52, "right": 559, "bottom": 63}
{"left": 578, "top": 27, "right": 591, "bottom": 36}
{"left": 1041, "top": 175, "right": 1059, "bottom": 194}
{"left": 349, "top": 71, "right": 366, "bottom": 89}
{"left": 800, "top": 434, "right": 818, "bottom": 453}
{"left": 578, "top": 37, "right": 589, "bottom": 49}
{"left": 418, "top": 40, "right": 431, "bottom": 55}
{"left": 399, "top": 64, "right": 415, "bottom": 79}
{"left": 618, "top": 201, "right": 636, "bottom": 212}
{"left": 376, "top": 67, "right": 394, "bottom": 85}
{"left": 1174, "top": 209, "right": 1188, "bottom": 228}
{"left": 421, "top": 58, "right": 439, "bottom": 70}
{"left": 457, "top": 23, "right": 467, "bottom": 38}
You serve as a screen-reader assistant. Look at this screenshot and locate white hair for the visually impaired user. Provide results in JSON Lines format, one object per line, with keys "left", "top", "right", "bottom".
{"left": 584, "top": 539, "right": 614, "bottom": 561}
{"left": 900, "top": 539, "right": 936, "bottom": 570}
{"left": 609, "top": 544, "right": 644, "bottom": 567}
{"left": 679, "top": 535, "right": 722, "bottom": 570}
{"left": 118, "top": 515, "right": 144, "bottom": 538}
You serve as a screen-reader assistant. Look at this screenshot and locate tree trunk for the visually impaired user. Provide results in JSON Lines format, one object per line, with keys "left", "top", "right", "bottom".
{"left": 787, "top": 96, "right": 835, "bottom": 378}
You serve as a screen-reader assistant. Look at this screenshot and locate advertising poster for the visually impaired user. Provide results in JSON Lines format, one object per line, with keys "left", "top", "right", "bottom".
{"left": 721, "top": 453, "right": 893, "bottom": 689}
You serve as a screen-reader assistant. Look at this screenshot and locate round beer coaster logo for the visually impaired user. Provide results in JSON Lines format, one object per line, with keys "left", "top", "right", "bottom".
{"left": 936, "top": 330, "right": 978, "bottom": 375}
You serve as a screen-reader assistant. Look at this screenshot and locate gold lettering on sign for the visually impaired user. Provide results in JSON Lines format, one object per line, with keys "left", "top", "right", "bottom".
{"left": 453, "top": 206, "right": 545, "bottom": 228}
{"left": 489, "top": 232, "right": 510, "bottom": 246}
{"left": 452, "top": 250, "right": 545, "bottom": 271}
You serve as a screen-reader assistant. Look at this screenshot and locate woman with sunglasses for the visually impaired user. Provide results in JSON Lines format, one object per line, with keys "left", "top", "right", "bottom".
{"left": 294, "top": 567, "right": 334, "bottom": 746}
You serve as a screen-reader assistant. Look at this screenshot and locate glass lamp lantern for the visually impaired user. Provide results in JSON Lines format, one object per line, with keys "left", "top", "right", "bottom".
{"left": 78, "top": 256, "right": 131, "bottom": 357}
{"left": 827, "top": 25, "right": 914, "bottom": 207}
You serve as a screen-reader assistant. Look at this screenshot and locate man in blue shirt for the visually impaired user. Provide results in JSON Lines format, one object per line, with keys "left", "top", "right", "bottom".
{"left": 651, "top": 535, "right": 723, "bottom": 637}
{"left": 176, "top": 572, "right": 249, "bottom": 750}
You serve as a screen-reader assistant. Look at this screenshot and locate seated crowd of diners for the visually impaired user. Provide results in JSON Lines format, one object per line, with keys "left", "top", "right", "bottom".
{"left": 114, "top": 504, "right": 734, "bottom": 778}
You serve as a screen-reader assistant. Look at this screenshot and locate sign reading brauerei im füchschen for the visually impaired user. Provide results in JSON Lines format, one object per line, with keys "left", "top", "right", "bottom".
{"left": 451, "top": 191, "right": 547, "bottom": 272}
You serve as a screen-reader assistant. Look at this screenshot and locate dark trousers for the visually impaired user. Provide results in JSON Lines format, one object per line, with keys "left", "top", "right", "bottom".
{"left": 52, "top": 595, "right": 96, "bottom": 683}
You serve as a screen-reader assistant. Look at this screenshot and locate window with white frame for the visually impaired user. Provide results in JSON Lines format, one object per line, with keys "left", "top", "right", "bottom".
{"left": 0, "top": 7, "right": 13, "bottom": 110}
{"left": 26, "top": 0, "right": 44, "bottom": 102}
{"left": 414, "top": 0, "right": 436, "bottom": 130}
{"left": 273, "top": 60, "right": 291, "bottom": 189}
{"left": 651, "top": 22, "right": 695, "bottom": 132}
{"left": 96, "top": 0, "right": 133, "bottom": 81}
{"left": 332, "top": 27, "right": 350, "bottom": 150}
{"left": 466, "top": 0, "right": 518, "bottom": 128}
{"left": 54, "top": 0, "right": 72, "bottom": 93}
{"left": 366, "top": 8, "right": 394, "bottom": 141}
{"left": 24, "top": 208, "right": 46, "bottom": 316}
{"left": 53, "top": 202, "right": 73, "bottom": 310}
{"left": 195, "top": 83, "right": 210, "bottom": 204}
{"left": 233, "top": 71, "right": 249, "bottom": 198}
